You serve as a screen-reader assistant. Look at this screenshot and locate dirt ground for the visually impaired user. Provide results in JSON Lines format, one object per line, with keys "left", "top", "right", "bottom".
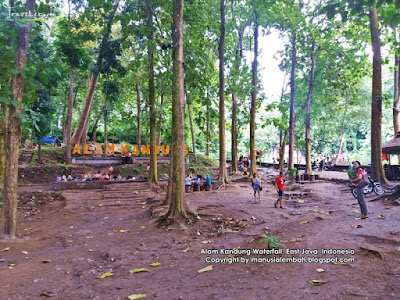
{"left": 1, "top": 167, "right": 400, "bottom": 300}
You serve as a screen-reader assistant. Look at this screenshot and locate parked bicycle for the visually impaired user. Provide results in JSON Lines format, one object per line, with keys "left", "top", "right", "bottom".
{"left": 350, "top": 176, "right": 385, "bottom": 198}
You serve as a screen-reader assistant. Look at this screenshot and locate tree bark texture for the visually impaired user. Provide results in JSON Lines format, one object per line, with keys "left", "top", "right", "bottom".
{"left": 230, "top": 22, "right": 247, "bottom": 174}
{"left": 157, "top": 92, "right": 164, "bottom": 147}
{"left": 91, "top": 113, "right": 102, "bottom": 142}
{"left": 288, "top": 32, "right": 297, "bottom": 171}
{"left": 104, "top": 75, "right": 109, "bottom": 154}
{"left": 2, "top": 0, "right": 35, "bottom": 238}
{"left": 0, "top": 104, "right": 8, "bottom": 188}
{"left": 206, "top": 90, "right": 210, "bottom": 156}
{"left": 250, "top": 8, "right": 259, "bottom": 176}
{"left": 218, "top": 0, "right": 229, "bottom": 184}
{"left": 279, "top": 131, "right": 288, "bottom": 171}
{"left": 70, "top": 0, "right": 119, "bottom": 145}
{"left": 369, "top": 8, "right": 387, "bottom": 183}
{"left": 305, "top": 40, "right": 316, "bottom": 175}
{"left": 393, "top": 30, "right": 400, "bottom": 163}
{"left": 147, "top": 0, "right": 158, "bottom": 183}
{"left": 136, "top": 83, "right": 141, "bottom": 150}
{"left": 65, "top": 65, "right": 74, "bottom": 164}
{"left": 231, "top": 93, "right": 238, "bottom": 173}
{"left": 164, "top": 0, "right": 188, "bottom": 220}
{"left": 187, "top": 99, "right": 197, "bottom": 164}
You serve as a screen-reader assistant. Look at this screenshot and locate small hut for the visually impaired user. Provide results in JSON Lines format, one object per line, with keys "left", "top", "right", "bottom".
{"left": 382, "top": 133, "right": 400, "bottom": 179}
{"left": 382, "top": 132, "right": 400, "bottom": 161}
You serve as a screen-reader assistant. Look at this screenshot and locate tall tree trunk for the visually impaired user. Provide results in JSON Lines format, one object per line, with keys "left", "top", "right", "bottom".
{"left": 104, "top": 74, "right": 109, "bottom": 154}
{"left": 65, "top": 65, "right": 74, "bottom": 164}
{"left": 369, "top": 8, "right": 387, "bottom": 183}
{"left": 288, "top": 32, "right": 297, "bottom": 171}
{"left": 231, "top": 93, "right": 238, "bottom": 173}
{"left": 91, "top": 113, "right": 102, "bottom": 142}
{"left": 187, "top": 99, "right": 197, "bottom": 164}
{"left": 305, "top": 40, "right": 316, "bottom": 175}
{"left": 147, "top": 0, "right": 158, "bottom": 183}
{"left": 2, "top": 0, "right": 35, "bottom": 238}
{"left": 0, "top": 104, "right": 9, "bottom": 188}
{"left": 218, "top": 0, "right": 229, "bottom": 184}
{"left": 136, "top": 83, "right": 141, "bottom": 150}
{"left": 157, "top": 92, "right": 164, "bottom": 147}
{"left": 164, "top": 0, "right": 188, "bottom": 220}
{"left": 279, "top": 131, "right": 288, "bottom": 171}
{"left": 70, "top": 0, "right": 119, "bottom": 145}
{"left": 230, "top": 21, "right": 247, "bottom": 174}
{"left": 65, "top": 0, "right": 74, "bottom": 164}
{"left": 81, "top": 117, "right": 89, "bottom": 146}
{"left": 249, "top": 7, "right": 259, "bottom": 176}
{"left": 335, "top": 103, "right": 348, "bottom": 164}
{"left": 393, "top": 30, "right": 400, "bottom": 163}
{"left": 206, "top": 90, "right": 210, "bottom": 156}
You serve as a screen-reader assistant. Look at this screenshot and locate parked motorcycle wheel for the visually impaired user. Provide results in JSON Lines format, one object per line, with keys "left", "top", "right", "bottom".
{"left": 373, "top": 184, "right": 385, "bottom": 195}
{"left": 352, "top": 187, "right": 358, "bottom": 198}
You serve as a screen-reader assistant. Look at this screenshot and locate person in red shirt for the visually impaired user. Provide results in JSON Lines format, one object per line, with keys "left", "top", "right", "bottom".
{"left": 349, "top": 161, "right": 368, "bottom": 219}
{"left": 274, "top": 171, "right": 285, "bottom": 208}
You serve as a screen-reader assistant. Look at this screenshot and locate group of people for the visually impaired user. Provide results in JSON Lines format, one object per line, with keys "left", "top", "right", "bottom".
{"left": 251, "top": 160, "right": 368, "bottom": 219}
{"left": 250, "top": 172, "right": 285, "bottom": 208}
{"left": 185, "top": 173, "right": 212, "bottom": 191}
{"left": 57, "top": 165, "right": 127, "bottom": 182}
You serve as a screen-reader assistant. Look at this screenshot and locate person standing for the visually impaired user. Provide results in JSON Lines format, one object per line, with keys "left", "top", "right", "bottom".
{"left": 274, "top": 171, "right": 285, "bottom": 208}
{"left": 251, "top": 173, "right": 261, "bottom": 201}
{"left": 350, "top": 161, "right": 368, "bottom": 219}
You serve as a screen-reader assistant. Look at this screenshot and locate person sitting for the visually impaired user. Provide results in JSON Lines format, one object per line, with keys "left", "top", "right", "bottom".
{"left": 67, "top": 174, "right": 73, "bottom": 181}
{"left": 243, "top": 166, "right": 248, "bottom": 176}
{"left": 82, "top": 171, "right": 92, "bottom": 181}
{"left": 100, "top": 173, "right": 110, "bottom": 181}
{"left": 92, "top": 171, "right": 101, "bottom": 180}
{"left": 108, "top": 165, "right": 113, "bottom": 176}
{"left": 62, "top": 175, "right": 67, "bottom": 181}
{"left": 116, "top": 174, "right": 123, "bottom": 181}
{"left": 121, "top": 151, "right": 132, "bottom": 164}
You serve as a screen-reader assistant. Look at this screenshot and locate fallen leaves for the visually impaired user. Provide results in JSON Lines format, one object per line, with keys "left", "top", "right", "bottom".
{"left": 0, "top": 247, "right": 10, "bottom": 252}
{"left": 114, "top": 228, "right": 129, "bottom": 233}
{"left": 40, "top": 291, "right": 56, "bottom": 297}
{"left": 300, "top": 221, "right": 308, "bottom": 224}
{"left": 129, "top": 268, "right": 149, "bottom": 274}
{"left": 42, "top": 260, "right": 51, "bottom": 263}
{"left": 289, "top": 237, "right": 303, "bottom": 243}
{"left": 127, "top": 294, "right": 147, "bottom": 300}
{"left": 197, "top": 265, "right": 213, "bottom": 273}
{"left": 377, "top": 215, "right": 386, "bottom": 219}
{"left": 149, "top": 262, "right": 161, "bottom": 267}
{"left": 22, "top": 251, "right": 29, "bottom": 255}
{"left": 309, "top": 280, "right": 328, "bottom": 286}
{"left": 99, "top": 272, "right": 114, "bottom": 278}
{"left": 8, "top": 264, "right": 16, "bottom": 269}
{"left": 315, "top": 268, "right": 325, "bottom": 273}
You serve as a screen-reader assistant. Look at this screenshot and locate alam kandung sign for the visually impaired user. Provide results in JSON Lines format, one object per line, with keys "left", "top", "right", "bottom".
{"left": 72, "top": 143, "right": 188, "bottom": 156}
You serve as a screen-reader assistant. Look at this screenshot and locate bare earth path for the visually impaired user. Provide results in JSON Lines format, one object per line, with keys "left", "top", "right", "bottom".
{"left": 0, "top": 168, "right": 399, "bottom": 300}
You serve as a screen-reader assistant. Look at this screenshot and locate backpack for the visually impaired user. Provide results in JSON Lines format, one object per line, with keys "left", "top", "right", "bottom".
{"left": 357, "top": 169, "right": 370, "bottom": 188}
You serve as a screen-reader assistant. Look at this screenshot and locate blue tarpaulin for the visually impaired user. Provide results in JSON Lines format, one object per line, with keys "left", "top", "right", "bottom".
{"left": 33, "top": 136, "right": 61, "bottom": 144}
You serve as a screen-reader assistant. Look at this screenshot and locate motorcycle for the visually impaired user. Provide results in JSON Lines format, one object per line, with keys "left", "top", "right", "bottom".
{"left": 350, "top": 176, "right": 385, "bottom": 198}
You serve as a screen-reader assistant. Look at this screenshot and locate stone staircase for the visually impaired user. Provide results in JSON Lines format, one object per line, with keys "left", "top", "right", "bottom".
{"left": 60, "top": 181, "right": 157, "bottom": 210}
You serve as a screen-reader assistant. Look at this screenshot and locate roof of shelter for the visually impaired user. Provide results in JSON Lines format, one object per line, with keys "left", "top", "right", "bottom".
{"left": 382, "top": 132, "right": 400, "bottom": 154}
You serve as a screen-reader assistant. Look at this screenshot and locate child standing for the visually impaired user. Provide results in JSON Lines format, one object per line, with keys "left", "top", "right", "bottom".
{"left": 274, "top": 171, "right": 285, "bottom": 208}
{"left": 251, "top": 173, "right": 261, "bottom": 201}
